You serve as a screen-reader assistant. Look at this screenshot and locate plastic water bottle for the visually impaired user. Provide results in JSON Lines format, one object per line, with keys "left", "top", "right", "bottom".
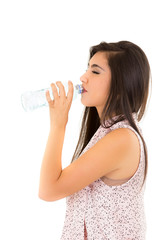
{"left": 21, "top": 82, "right": 83, "bottom": 112}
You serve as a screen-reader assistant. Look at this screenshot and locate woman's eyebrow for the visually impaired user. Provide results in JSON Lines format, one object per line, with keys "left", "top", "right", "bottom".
{"left": 88, "top": 63, "right": 106, "bottom": 72}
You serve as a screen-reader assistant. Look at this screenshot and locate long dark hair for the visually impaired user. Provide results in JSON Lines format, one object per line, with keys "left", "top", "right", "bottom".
{"left": 71, "top": 41, "right": 151, "bottom": 185}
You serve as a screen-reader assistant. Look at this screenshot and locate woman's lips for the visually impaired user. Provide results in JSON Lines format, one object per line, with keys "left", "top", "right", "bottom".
{"left": 82, "top": 86, "right": 88, "bottom": 93}
{"left": 82, "top": 89, "right": 87, "bottom": 93}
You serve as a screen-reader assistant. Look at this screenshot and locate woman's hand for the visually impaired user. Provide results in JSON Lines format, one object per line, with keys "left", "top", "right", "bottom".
{"left": 46, "top": 81, "right": 74, "bottom": 130}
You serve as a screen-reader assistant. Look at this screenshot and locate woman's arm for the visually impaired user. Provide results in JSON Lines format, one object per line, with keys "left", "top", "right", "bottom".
{"left": 38, "top": 81, "right": 73, "bottom": 201}
{"left": 38, "top": 126, "right": 65, "bottom": 200}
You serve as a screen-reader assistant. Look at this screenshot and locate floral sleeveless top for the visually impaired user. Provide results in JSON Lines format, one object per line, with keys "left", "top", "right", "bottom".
{"left": 60, "top": 113, "right": 147, "bottom": 240}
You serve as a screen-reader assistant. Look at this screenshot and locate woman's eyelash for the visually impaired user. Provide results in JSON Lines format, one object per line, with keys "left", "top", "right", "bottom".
{"left": 92, "top": 71, "right": 100, "bottom": 74}
{"left": 85, "top": 69, "right": 100, "bottom": 74}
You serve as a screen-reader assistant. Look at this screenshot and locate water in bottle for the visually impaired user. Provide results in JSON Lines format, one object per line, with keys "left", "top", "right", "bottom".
{"left": 21, "top": 82, "right": 84, "bottom": 112}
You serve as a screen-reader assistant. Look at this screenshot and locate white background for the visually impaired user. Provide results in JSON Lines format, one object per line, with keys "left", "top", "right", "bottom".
{"left": 0, "top": 0, "right": 158, "bottom": 239}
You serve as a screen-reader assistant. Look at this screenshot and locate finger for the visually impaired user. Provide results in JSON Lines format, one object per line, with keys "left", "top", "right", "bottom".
{"left": 46, "top": 90, "right": 51, "bottom": 102}
{"left": 51, "top": 83, "right": 59, "bottom": 100}
{"left": 46, "top": 90, "right": 55, "bottom": 105}
{"left": 67, "top": 81, "right": 74, "bottom": 103}
{"left": 56, "top": 81, "right": 66, "bottom": 98}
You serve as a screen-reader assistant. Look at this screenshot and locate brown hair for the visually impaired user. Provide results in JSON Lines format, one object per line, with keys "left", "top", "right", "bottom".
{"left": 71, "top": 41, "right": 151, "bottom": 185}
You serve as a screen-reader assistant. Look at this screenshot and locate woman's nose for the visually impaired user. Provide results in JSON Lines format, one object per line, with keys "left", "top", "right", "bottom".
{"left": 80, "top": 72, "right": 88, "bottom": 83}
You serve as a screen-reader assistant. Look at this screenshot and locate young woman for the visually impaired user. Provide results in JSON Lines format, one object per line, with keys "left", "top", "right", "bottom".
{"left": 39, "top": 41, "right": 151, "bottom": 240}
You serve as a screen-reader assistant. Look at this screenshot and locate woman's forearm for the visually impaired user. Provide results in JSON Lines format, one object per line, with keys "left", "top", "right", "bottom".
{"left": 39, "top": 126, "right": 65, "bottom": 199}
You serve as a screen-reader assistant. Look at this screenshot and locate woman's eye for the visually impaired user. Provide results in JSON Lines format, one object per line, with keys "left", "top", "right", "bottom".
{"left": 92, "top": 71, "right": 100, "bottom": 74}
{"left": 85, "top": 69, "right": 100, "bottom": 74}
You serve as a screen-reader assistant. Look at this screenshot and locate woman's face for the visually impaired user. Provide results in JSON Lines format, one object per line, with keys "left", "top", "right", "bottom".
{"left": 80, "top": 51, "right": 111, "bottom": 118}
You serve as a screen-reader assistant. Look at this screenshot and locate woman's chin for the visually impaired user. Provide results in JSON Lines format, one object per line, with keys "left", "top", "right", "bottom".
{"left": 80, "top": 100, "right": 94, "bottom": 107}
